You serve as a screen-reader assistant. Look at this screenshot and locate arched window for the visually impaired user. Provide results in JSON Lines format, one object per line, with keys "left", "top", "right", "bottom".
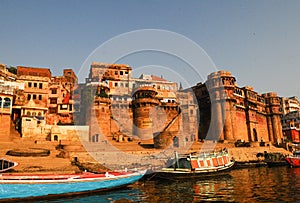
{"left": 0, "top": 97, "right": 2, "bottom": 108}
{"left": 3, "top": 98, "right": 10, "bottom": 108}
{"left": 54, "top": 135, "right": 58, "bottom": 141}
{"left": 27, "top": 111, "right": 31, "bottom": 116}
{"left": 38, "top": 112, "right": 42, "bottom": 116}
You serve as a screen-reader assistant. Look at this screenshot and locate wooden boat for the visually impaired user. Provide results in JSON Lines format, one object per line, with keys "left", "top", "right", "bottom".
{"left": 156, "top": 148, "right": 235, "bottom": 178}
{"left": 285, "top": 151, "right": 300, "bottom": 167}
{"left": 0, "top": 158, "right": 18, "bottom": 172}
{"left": 0, "top": 170, "right": 146, "bottom": 200}
{"left": 264, "top": 152, "right": 288, "bottom": 167}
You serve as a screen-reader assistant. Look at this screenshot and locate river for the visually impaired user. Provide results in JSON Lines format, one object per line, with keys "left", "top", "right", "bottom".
{"left": 31, "top": 166, "right": 300, "bottom": 202}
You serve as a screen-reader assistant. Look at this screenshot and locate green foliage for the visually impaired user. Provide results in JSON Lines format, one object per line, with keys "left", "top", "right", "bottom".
{"left": 7, "top": 66, "right": 17, "bottom": 74}
{"left": 97, "top": 91, "right": 109, "bottom": 98}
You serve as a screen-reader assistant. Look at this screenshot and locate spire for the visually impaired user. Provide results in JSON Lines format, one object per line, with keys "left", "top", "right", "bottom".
{"left": 179, "top": 82, "right": 183, "bottom": 91}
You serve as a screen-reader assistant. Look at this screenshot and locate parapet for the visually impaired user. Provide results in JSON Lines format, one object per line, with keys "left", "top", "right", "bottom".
{"left": 207, "top": 70, "right": 232, "bottom": 80}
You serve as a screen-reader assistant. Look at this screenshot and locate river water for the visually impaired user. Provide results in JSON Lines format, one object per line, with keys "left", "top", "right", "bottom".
{"left": 32, "top": 166, "right": 300, "bottom": 202}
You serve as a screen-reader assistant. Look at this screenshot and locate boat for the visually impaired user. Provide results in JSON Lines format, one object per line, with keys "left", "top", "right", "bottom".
{"left": 263, "top": 152, "right": 288, "bottom": 167}
{"left": 0, "top": 158, "right": 18, "bottom": 172}
{"left": 0, "top": 170, "right": 146, "bottom": 200}
{"left": 285, "top": 151, "right": 300, "bottom": 167}
{"left": 155, "top": 148, "right": 235, "bottom": 178}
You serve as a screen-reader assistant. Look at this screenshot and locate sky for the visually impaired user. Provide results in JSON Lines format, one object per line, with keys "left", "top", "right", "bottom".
{"left": 0, "top": 0, "right": 300, "bottom": 98}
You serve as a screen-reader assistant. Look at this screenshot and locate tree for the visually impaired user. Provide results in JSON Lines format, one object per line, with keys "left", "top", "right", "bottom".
{"left": 7, "top": 66, "right": 17, "bottom": 74}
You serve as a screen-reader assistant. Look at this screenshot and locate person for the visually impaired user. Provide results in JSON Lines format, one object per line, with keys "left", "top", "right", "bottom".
{"left": 173, "top": 136, "right": 179, "bottom": 147}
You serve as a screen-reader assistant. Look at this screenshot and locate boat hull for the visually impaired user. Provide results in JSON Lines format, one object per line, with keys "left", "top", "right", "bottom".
{"left": 285, "top": 157, "right": 300, "bottom": 167}
{"left": 0, "top": 171, "right": 145, "bottom": 200}
{"left": 156, "top": 161, "right": 235, "bottom": 179}
{"left": 0, "top": 158, "right": 18, "bottom": 172}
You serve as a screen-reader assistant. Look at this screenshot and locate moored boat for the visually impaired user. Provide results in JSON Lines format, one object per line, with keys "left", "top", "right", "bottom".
{"left": 0, "top": 158, "right": 18, "bottom": 172}
{"left": 285, "top": 151, "right": 300, "bottom": 167}
{"left": 155, "top": 148, "right": 235, "bottom": 178}
{"left": 0, "top": 170, "right": 146, "bottom": 200}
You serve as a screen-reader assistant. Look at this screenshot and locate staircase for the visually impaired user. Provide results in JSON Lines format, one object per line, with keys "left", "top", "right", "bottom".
{"left": 161, "top": 111, "right": 181, "bottom": 132}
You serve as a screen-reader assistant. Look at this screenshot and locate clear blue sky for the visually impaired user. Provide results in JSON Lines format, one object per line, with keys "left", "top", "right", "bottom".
{"left": 1, "top": 0, "right": 299, "bottom": 98}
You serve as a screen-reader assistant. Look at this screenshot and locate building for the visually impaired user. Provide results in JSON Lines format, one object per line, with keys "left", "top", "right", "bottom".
{"left": 280, "top": 96, "right": 300, "bottom": 143}
{"left": 281, "top": 110, "right": 300, "bottom": 143}
{"left": 0, "top": 82, "right": 15, "bottom": 141}
{"left": 83, "top": 62, "right": 196, "bottom": 146}
{"left": 47, "top": 69, "right": 78, "bottom": 125}
{"left": 281, "top": 96, "right": 299, "bottom": 115}
{"left": 192, "top": 70, "right": 284, "bottom": 145}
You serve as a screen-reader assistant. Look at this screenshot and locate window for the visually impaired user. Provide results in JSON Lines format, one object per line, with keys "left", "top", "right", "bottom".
{"left": 27, "top": 94, "right": 31, "bottom": 100}
{"left": 28, "top": 82, "right": 32, "bottom": 88}
{"left": 190, "top": 109, "right": 194, "bottom": 115}
{"left": 50, "top": 98, "right": 57, "bottom": 104}
{"left": 3, "top": 98, "right": 10, "bottom": 108}
{"left": 60, "top": 104, "right": 68, "bottom": 110}
{"left": 27, "top": 111, "right": 31, "bottom": 116}
{"left": 115, "top": 82, "right": 118, "bottom": 87}
{"left": 115, "top": 71, "right": 118, "bottom": 75}
{"left": 34, "top": 83, "right": 37, "bottom": 88}
{"left": 49, "top": 108, "right": 57, "bottom": 114}
{"left": 51, "top": 89, "right": 57, "bottom": 94}
{"left": 69, "top": 104, "right": 72, "bottom": 111}
{"left": 33, "top": 94, "right": 37, "bottom": 100}
{"left": 39, "top": 83, "right": 43, "bottom": 89}
{"left": 120, "top": 71, "right": 123, "bottom": 75}
{"left": 38, "top": 95, "right": 42, "bottom": 100}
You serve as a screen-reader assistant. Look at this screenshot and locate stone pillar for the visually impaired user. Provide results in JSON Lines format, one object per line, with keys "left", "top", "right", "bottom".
{"left": 210, "top": 99, "right": 223, "bottom": 141}
{"left": 230, "top": 102, "right": 237, "bottom": 140}
{"left": 224, "top": 101, "right": 234, "bottom": 140}
{"left": 272, "top": 115, "right": 283, "bottom": 144}
{"left": 267, "top": 116, "right": 274, "bottom": 143}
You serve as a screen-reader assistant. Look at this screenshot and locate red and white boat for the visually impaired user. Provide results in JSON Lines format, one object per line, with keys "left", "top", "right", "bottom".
{"left": 285, "top": 151, "right": 300, "bottom": 167}
{"left": 156, "top": 148, "right": 235, "bottom": 178}
{"left": 0, "top": 170, "right": 146, "bottom": 200}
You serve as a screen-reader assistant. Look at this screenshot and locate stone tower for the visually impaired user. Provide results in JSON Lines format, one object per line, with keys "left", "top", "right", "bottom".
{"left": 263, "top": 92, "right": 284, "bottom": 144}
{"left": 193, "top": 71, "right": 236, "bottom": 141}
{"left": 93, "top": 84, "right": 111, "bottom": 141}
{"left": 132, "top": 86, "right": 160, "bottom": 140}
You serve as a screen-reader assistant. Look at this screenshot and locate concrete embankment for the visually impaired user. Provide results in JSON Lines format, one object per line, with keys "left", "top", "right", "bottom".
{"left": 0, "top": 139, "right": 292, "bottom": 173}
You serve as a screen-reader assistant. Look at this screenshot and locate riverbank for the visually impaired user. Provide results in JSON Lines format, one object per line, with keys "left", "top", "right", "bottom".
{"left": 0, "top": 138, "right": 292, "bottom": 174}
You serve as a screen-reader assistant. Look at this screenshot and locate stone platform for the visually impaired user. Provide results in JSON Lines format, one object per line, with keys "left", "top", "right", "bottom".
{"left": 0, "top": 138, "right": 292, "bottom": 174}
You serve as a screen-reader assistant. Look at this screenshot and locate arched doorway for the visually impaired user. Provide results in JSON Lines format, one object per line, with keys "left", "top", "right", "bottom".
{"left": 54, "top": 135, "right": 58, "bottom": 141}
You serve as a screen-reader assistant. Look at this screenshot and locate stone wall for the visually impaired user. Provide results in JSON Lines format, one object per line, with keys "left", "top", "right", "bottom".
{"left": 0, "top": 114, "right": 11, "bottom": 141}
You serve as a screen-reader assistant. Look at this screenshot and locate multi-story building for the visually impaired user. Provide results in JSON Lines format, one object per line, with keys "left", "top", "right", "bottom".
{"left": 192, "top": 70, "right": 284, "bottom": 145}
{"left": 84, "top": 62, "right": 196, "bottom": 146}
{"left": 281, "top": 96, "right": 299, "bottom": 115}
{"left": 280, "top": 97, "right": 300, "bottom": 143}
{"left": 47, "top": 69, "right": 78, "bottom": 125}
{"left": 281, "top": 110, "right": 300, "bottom": 143}
{"left": 0, "top": 81, "right": 17, "bottom": 141}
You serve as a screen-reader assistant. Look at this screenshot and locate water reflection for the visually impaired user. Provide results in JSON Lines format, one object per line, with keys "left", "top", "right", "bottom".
{"left": 22, "top": 167, "right": 300, "bottom": 202}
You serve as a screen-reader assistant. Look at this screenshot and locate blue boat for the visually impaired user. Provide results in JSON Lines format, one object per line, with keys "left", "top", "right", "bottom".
{"left": 0, "top": 170, "right": 146, "bottom": 200}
